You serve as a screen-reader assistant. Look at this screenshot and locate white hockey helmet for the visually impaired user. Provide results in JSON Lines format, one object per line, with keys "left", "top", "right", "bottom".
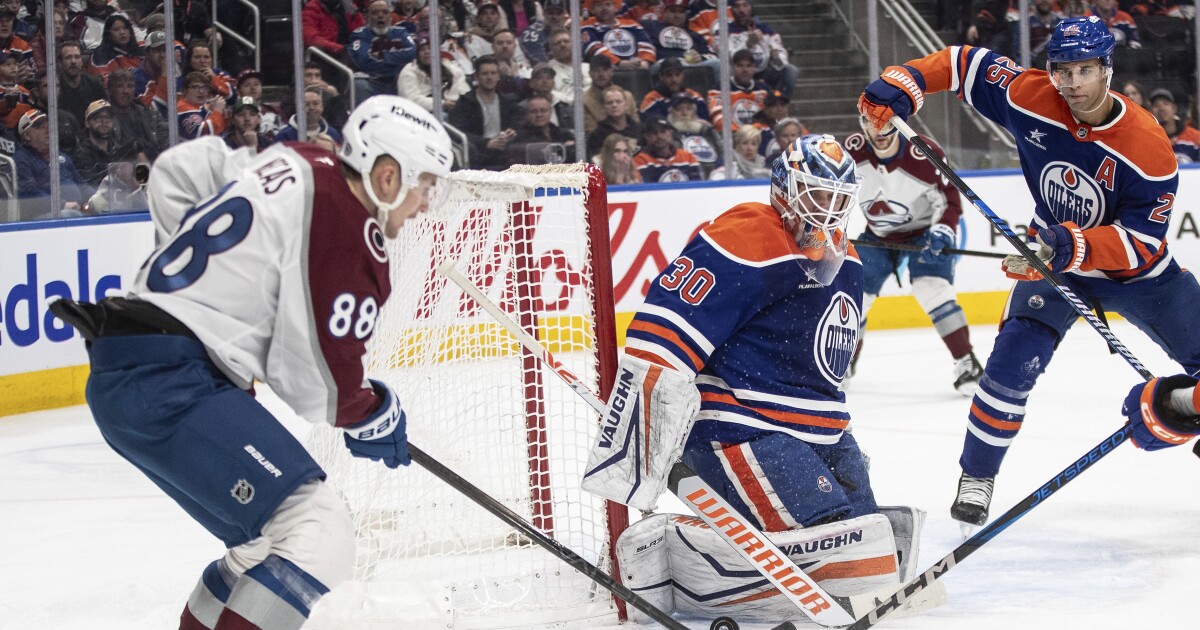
{"left": 339, "top": 95, "right": 454, "bottom": 226}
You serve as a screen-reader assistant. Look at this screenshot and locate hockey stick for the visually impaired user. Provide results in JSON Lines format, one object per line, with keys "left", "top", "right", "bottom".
{"left": 437, "top": 261, "right": 856, "bottom": 628}
{"left": 408, "top": 442, "right": 692, "bottom": 630}
{"left": 849, "top": 238, "right": 1008, "bottom": 259}
{"left": 845, "top": 422, "right": 1134, "bottom": 629}
{"left": 891, "top": 117, "right": 1154, "bottom": 382}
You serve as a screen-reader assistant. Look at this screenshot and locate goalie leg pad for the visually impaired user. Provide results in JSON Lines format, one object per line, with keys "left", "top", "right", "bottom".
{"left": 617, "top": 512, "right": 900, "bottom": 623}
{"left": 878, "top": 505, "right": 925, "bottom": 582}
{"left": 583, "top": 354, "right": 700, "bottom": 511}
{"left": 683, "top": 431, "right": 878, "bottom": 531}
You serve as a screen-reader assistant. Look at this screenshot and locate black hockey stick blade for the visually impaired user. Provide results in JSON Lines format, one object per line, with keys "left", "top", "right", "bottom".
{"left": 845, "top": 423, "right": 1133, "bottom": 629}
{"left": 409, "top": 442, "right": 689, "bottom": 630}
{"left": 849, "top": 238, "right": 1008, "bottom": 259}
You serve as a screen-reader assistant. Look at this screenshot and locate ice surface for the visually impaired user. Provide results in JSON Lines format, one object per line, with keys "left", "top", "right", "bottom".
{"left": 3, "top": 321, "right": 1198, "bottom": 629}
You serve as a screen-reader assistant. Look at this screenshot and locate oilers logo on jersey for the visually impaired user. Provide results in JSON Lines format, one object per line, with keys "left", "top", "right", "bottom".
{"left": 815, "top": 291, "right": 860, "bottom": 385}
{"left": 683, "top": 135, "right": 718, "bottom": 162}
{"left": 656, "top": 26, "right": 694, "bottom": 50}
{"left": 1039, "top": 162, "right": 1105, "bottom": 229}
{"left": 604, "top": 29, "right": 637, "bottom": 57}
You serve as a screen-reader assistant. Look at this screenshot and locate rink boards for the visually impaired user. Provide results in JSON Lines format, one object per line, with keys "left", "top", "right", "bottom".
{"left": 3, "top": 168, "right": 1200, "bottom": 416}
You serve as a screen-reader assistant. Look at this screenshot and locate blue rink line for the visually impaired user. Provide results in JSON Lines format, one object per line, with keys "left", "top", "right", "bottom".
{"left": 0, "top": 211, "right": 148, "bottom": 233}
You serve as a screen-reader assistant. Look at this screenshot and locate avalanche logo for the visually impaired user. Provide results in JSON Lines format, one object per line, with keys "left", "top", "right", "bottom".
{"left": 1039, "top": 161, "right": 1105, "bottom": 229}
{"left": 682, "top": 134, "right": 718, "bottom": 162}
{"left": 364, "top": 219, "right": 388, "bottom": 264}
{"left": 603, "top": 29, "right": 637, "bottom": 58}
{"left": 862, "top": 193, "right": 913, "bottom": 229}
{"left": 814, "top": 292, "right": 860, "bottom": 385}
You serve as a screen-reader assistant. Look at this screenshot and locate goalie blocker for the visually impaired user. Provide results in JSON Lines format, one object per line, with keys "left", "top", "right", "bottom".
{"left": 618, "top": 507, "right": 946, "bottom": 623}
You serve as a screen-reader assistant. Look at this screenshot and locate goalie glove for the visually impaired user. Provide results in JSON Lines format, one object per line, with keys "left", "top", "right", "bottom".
{"left": 1001, "top": 222, "right": 1086, "bottom": 281}
{"left": 343, "top": 379, "right": 410, "bottom": 468}
{"left": 582, "top": 355, "right": 700, "bottom": 511}
{"left": 1122, "top": 375, "right": 1200, "bottom": 451}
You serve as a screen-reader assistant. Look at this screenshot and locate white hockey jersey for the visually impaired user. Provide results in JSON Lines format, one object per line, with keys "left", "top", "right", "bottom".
{"left": 843, "top": 133, "right": 962, "bottom": 241}
{"left": 132, "top": 140, "right": 390, "bottom": 428}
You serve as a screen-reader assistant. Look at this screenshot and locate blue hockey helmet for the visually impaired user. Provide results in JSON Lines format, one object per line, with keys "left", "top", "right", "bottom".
{"left": 770, "top": 134, "right": 860, "bottom": 284}
{"left": 1046, "top": 16, "right": 1115, "bottom": 66}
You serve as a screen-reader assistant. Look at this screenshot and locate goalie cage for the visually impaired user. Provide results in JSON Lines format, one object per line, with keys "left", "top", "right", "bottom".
{"left": 305, "top": 163, "right": 629, "bottom": 629}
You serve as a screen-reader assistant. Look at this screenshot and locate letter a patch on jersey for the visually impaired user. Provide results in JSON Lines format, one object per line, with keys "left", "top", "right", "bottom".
{"left": 1094, "top": 156, "right": 1117, "bottom": 191}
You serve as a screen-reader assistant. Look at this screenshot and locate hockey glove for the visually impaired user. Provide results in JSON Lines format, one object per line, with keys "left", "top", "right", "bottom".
{"left": 858, "top": 65, "right": 925, "bottom": 133}
{"left": 1122, "top": 375, "right": 1200, "bottom": 451}
{"left": 920, "top": 223, "right": 957, "bottom": 262}
{"left": 1001, "top": 221, "right": 1086, "bottom": 281}
{"left": 343, "top": 379, "right": 410, "bottom": 468}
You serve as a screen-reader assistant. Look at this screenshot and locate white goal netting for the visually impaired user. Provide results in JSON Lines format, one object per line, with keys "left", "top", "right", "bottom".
{"left": 306, "top": 164, "right": 626, "bottom": 629}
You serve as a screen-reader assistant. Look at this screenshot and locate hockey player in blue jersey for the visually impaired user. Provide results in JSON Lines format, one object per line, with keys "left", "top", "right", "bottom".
{"left": 48, "top": 96, "right": 454, "bottom": 630}
{"left": 859, "top": 16, "right": 1200, "bottom": 528}
{"left": 582, "top": 136, "right": 942, "bottom": 622}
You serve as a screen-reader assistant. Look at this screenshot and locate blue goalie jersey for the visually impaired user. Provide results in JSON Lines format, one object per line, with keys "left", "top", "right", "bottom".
{"left": 625, "top": 202, "right": 863, "bottom": 446}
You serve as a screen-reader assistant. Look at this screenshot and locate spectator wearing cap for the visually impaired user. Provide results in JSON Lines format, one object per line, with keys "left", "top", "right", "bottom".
{"left": 1149, "top": 88, "right": 1200, "bottom": 164}
{"left": 586, "top": 85, "right": 642, "bottom": 160}
{"left": 0, "top": 4, "right": 33, "bottom": 81}
{"left": 545, "top": 28, "right": 590, "bottom": 106}
{"left": 303, "top": 0, "right": 366, "bottom": 62}
{"left": 642, "top": 0, "right": 718, "bottom": 78}
{"left": 107, "top": 69, "right": 168, "bottom": 159}
{"left": 580, "top": 0, "right": 656, "bottom": 69}
{"left": 707, "top": 48, "right": 768, "bottom": 130}
{"left": 634, "top": 115, "right": 703, "bottom": 182}
{"left": 708, "top": 124, "right": 769, "bottom": 180}
{"left": 176, "top": 70, "right": 227, "bottom": 140}
{"left": 57, "top": 40, "right": 108, "bottom": 128}
{"left": 464, "top": 0, "right": 507, "bottom": 60}
{"left": 398, "top": 33, "right": 470, "bottom": 114}
{"left": 181, "top": 39, "right": 235, "bottom": 100}
{"left": 524, "top": 62, "right": 572, "bottom": 129}
{"left": 0, "top": 49, "right": 29, "bottom": 128}
{"left": 582, "top": 55, "right": 637, "bottom": 133}
{"left": 639, "top": 57, "right": 709, "bottom": 121}
{"left": 509, "top": 93, "right": 576, "bottom": 162}
{"left": 448, "top": 55, "right": 522, "bottom": 169}
{"left": 67, "top": 0, "right": 120, "bottom": 52}
{"left": 233, "top": 69, "right": 282, "bottom": 144}
{"left": 70, "top": 98, "right": 140, "bottom": 188}
{"left": 14, "top": 69, "right": 81, "bottom": 152}
{"left": 223, "top": 96, "right": 269, "bottom": 152}
{"left": 134, "top": 31, "right": 173, "bottom": 112}
{"left": 751, "top": 90, "right": 789, "bottom": 153}
{"left": 722, "top": 0, "right": 798, "bottom": 98}
{"left": 14, "top": 110, "right": 86, "bottom": 220}
{"left": 666, "top": 92, "right": 721, "bottom": 177}
{"left": 518, "top": 0, "right": 570, "bottom": 64}
{"left": 274, "top": 86, "right": 344, "bottom": 146}
{"left": 88, "top": 14, "right": 143, "bottom": 77}
{"left": 349, "top": 0, "right": 417, "bottom": 101}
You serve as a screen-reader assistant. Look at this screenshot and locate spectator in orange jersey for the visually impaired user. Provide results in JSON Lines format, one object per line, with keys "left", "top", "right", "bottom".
{"left": 707, "top": 49, "right": 768, "bottom": 130}
{"left": 1149, "top": 88, "right": 1200, "bottom": 164}
{"left": 88, "top": 14, "right": 144, "bottom": 77}
{"left": 175, "top": 70, "right": 227, "bottom": 140}
{"left": 0, "top": 48, "right": 29, "bottom": 129}
{"left": 634, "top": 116, "right": 703, "bottom": 182}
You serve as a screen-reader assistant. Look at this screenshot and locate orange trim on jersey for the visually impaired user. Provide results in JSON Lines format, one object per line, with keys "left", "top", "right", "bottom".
{"left": 1081, "top": 225, "right": 1146, "bottom": 271}
{"left": 627, "top": 320, "right": 704, "bottom": 372}
{"left": 720, "top": 443, "right": 791, "bottom": 531}
{"left": 642, "top": 365, "right": 662, "bottom": 474}
{"left": 703, "top": 203, "right": 802, "bottom": 263}
{"left": 716, "top": 587, "right": 783, "bottom": 607}
{"left": 1192, "top": 384, "right": 1200, "bottom": 416}
{"left": 702, "top": 392, "right": 850, "bottom": 431}
{"left": 904, "top": 47, "right": 963, "bottom": 96}
{"left": 808, "top": 555, "right": 898, "bottom": 581}
{"left": 970, "top": 403, "right": 1022, "bottom": 432}
{"left": 624, "top": 347, "right": 681, "bottom": 372}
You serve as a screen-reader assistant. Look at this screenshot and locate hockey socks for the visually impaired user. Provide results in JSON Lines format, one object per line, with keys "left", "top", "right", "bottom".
{"left": 959, "top": 318, "right": 1057, "bottom": 478}
{"left": 180, "top": 556, "right": 330, "bottom": 630}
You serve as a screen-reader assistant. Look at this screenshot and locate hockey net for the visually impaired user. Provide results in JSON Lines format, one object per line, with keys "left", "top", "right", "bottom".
{"left": 305, "top": 163, "right": 627, "bottom": 629}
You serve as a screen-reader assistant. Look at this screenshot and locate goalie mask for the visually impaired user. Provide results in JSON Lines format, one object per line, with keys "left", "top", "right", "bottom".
{"left": 340, "top": 95, "right": 454, "bottom": 230}
{"left": 1046, "top": 16, "right": 1115, "bottom": 94}
{"left": 770, "top": 134, "right": 860, "bottom": 285}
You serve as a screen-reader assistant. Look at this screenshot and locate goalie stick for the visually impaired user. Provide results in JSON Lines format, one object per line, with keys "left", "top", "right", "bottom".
{"left": 437, "top": 261, "right": 857, "bottom": 628}
{"left": 849, "top": 238, "right": 1007, "bottom": 260}
{"left": 845, "top": 423, "right": 1134, "bottom": 629}
{"left": 890, "top": 117, "right": 1154, "bottom": 383}
{"left": 407, "top": 442, "right": 699, "bottom": 630}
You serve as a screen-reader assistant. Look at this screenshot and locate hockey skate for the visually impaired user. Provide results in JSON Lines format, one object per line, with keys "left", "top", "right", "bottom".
{"left": 952, "top": 352, "right": 982, "bottom": 396}
{"left": 951, "top": 472, "right": 993, "bottom": 536}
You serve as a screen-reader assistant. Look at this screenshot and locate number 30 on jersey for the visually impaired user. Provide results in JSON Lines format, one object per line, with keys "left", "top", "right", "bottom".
{"left": 659, "top": 256, "right": 715, "bottom": 305}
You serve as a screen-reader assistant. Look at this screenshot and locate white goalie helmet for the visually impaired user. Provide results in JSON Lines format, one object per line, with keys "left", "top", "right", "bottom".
{"left": 339, "top": 95, "right": 454, "bottom": 226}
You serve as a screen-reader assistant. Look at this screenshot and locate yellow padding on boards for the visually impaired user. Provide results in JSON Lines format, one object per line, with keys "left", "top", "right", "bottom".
{"left": 0, "top": 365, "right": 89, "bottom": 417}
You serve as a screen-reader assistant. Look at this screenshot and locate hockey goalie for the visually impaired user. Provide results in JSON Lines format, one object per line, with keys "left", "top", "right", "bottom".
{"left": 583, "top": 135, "right": 945, "bottom": 623}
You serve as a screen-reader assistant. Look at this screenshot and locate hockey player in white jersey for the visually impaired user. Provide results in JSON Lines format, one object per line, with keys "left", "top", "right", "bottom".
{"left": 49, "top": 95, "right": 453, "bottom": 630}
{"left": 844, "top": 116, "right": 983, "bottom": 394}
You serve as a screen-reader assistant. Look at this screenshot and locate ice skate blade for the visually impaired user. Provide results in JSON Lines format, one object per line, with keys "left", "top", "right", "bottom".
{"left": 958, "top": 521, "right": 981, "bottom": 538}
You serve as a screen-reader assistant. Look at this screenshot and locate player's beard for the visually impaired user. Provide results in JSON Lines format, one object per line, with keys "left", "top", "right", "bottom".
{"left": 669, "top": 113, "right": 703, "bottom": 134}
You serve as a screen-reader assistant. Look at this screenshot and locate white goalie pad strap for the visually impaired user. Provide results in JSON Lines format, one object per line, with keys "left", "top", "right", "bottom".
{"left": 582, "top": 355, "right": 699, "bottom": 511}
{"left": 878, "top": 505, "right": 925, "bottom": 583}
{"left": 618, "top": 512, "right": 900, "bottom": 623}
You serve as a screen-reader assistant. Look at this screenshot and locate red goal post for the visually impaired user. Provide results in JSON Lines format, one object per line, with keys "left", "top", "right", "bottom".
{"left": 305, "top": 163, "right": 628, "bottom": 629}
